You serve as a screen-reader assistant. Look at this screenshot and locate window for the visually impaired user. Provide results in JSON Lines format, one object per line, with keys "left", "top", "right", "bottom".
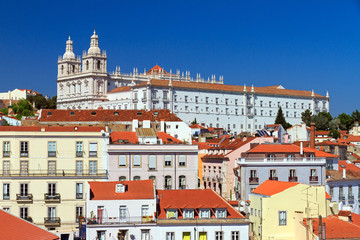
{"left": 165, "top": 155, "right": 172, "bottom": 166}
{"left": 3, "top": 207, "right": 9, "bottom": 213}
{"left": 76, "top": 142, "right": 83, "bottom": 157}
{"left": 330, "top": 186, "right": 334, "bottom": 197}
{"left": 179, "top": 155, "right": 186, "bottom": 166}
{"left": 183, "top": 209, "right": 194, "bottom": 218}
{"left": 48, "top": 142, "right": 56, "bottom": 157}
{"left": 149, "top": 155, "right": 156, "bottom": 170}
{"left": 199, "top": 209, "right": 210, "bottom": 218}
{"left": 89, "top": 142, "right": 97, "bottom": 157}
{"left": 215, "top": 231, "right": 223, "bottom": 240}
{"left": 20, "top": 183, "right": 28, "bottom": 196}
{"left": 119, "top": 155, "right": 127, "bottom": 167}
{"left": 141, "top": 205, "right": 149, "bottom": 217}
{"left": 166, "top": 232, "right": 175, "bottom": 240}
{"left": 216, "top": 98, "right": 219, "bottom": 104}
{"left": 48, "top": 206, "right": 56, "bottom": 221}
{"left": 3, "top": 183, "right": 10, "bottom": 200}
{"left": 133, "top": 176, "right": 140, "bottom": 181}
{"left": 310, "top": 169, "right": 317, "bottom": 177}
{"left": 250, "top": 170, "right": 257, "bottom": 178}
{"left": 165, "top": 176, "right": 172, "bottom": 189}
{"left": 289, "top": 169, "right": 296, "bottom": 177}
{"left": 149, "top": 176, "right": 156, "bottom": 185}
{"left": 269, "top": 169, "right": 277, "bottom": 178}
{"left": 268, "top": 154, "right": 275, "bottom": 161}
{"left": 76, "top": 206, "right": 83, "bottom": 223}
{"left": 216, "top": 209, "right": 227, "bottom": 218}
{"left": 279, "top": 211, "right": 287, "bottom": 225}
{"left": 3, "top": 141, "right": 10, "bottom": 157}
{"left": 179, "top": 175, "right": 186, "bottom": 189}
{"left": 119, "top": 176, "right": 126, "bottom": 181}
{"left": 3, "top": 160, "right": 10, "bottom": 175}
{"left": 48, "top": 161, "right": 56, "bottom": 175}
{"left": 76, "top": 183, "right": 83, "bottom": 199}
{"left": 133, "top": 155, "right": 141, "bottom": 167}
{"left": 205, "top": 97, "right": 209, "bottom": 104}
{"left": 184, "top": 96, "right": 188, "bottom": 103}
{"left": 326, "top": 159, "right": 334, "bottom": 170}
{"left": 269, "top": 110, "right": 272, "bottom": 116}
{"left": 287, "top": 154, "right": 294, "bottom": 161}
{"left": 167, "top": 209, "right": 177, "bottom": 219}
{"left": 232, "top": 231, "right": 240, "bottom": 240}
{"left": 119, "top": 205, "right": 127, "bottom": 219}
{"left": 89, "top": 160, "right": 97, "bottom": 175}
{"left": 48, "top": 183, "right": 56, "bottom": 196}
{"left": 20, "top": 141, "right": 28, "bottom": 157}
{"left": 20, "top": 207, "right": 28, "bottom": 219}
{"left": 141, "top": 230, "right": 150, "bottom": 240}
{"left": 76, "top": 161, "right": 83, "bottom": 175}
{"left": 20, "top": 160, "right": 28, "bottom": 175}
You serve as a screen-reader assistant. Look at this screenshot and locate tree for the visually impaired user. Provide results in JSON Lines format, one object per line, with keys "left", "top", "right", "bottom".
{"left": 1, "top": 119, "right": 9, "bottom": 126}
{"left": 338, "top": 113, "right": 354, "bottom": 131}
{"left": 301, "top": 109, "right": 312, "bottom": 126}
{"left": 11, "top": 99, "right": 34, "bottom": 120}
{"left": 274, "top": 107, "right": 292, "bottom": 129}
{"left": 310, "top": 112, "right": 332, "bottom": 131}
{"left": 329, "top": 118, "right": 340, "bottom": 130}
{"left": 28, "top": 95, "right": 57, "bottom": 110}
{"left": 0, "top": 108, "right": 8, "bottom": 115}
{"left": 191, "top": 118, "right": 198, "bottom": 124}
{"left": 352, "top": 109, "right": 360, "bottom": 123}
{"left": 328, "top": 129, "right": 341, "bottom": 139}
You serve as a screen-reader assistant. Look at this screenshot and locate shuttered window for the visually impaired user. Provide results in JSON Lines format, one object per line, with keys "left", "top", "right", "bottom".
{"left": 119, "top": 156, "right": 127, "bottom": 167}
{"left": 149, "top": 155, "right": 156, "bottom": 170}
{"left": 133, "top": 155, "right": 141, "bottom": 167}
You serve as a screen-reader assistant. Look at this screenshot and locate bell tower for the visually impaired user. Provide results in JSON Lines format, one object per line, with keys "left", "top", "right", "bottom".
{"left": 57, "top": 36, "right": 81, "bottom": 77}
{"left": 82, "top": 30, "right": 107, "bottom": 73}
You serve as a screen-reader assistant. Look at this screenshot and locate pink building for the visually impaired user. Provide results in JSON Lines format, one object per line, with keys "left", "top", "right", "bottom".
{"left": 201, "top": 136, "right": 273, "bottom": 200}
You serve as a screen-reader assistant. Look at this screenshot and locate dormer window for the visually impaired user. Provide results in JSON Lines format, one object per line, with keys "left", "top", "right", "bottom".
{"left": 183, "top": 209, "right": 194, "bottom": 219}
{"left": 115, "top": 183, "right": 125, "bottom": 193}
{"left": 70, "top": 111, "right": 75, "bottom": 116}
{"left": 91, "top": 111, "right": 96, "bottom": 116}
{"left": 216, "top": 209, "right": 227, "bottom": 218}
{"left": 199, "top": 209, "right": 210, "bottom": 218}
{"left": 167, "top": 209, "right": 178, "bottom": 219}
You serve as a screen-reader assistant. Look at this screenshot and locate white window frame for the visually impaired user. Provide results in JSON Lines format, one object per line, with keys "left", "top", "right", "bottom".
{"left": 183, "top": 209, "right": 194, "bottom": 219}
{"left": 279, "top": 211, "right": 287, "bottom": 226}
{"left": 199, "top": 209, "right": 210, "bottom": 218}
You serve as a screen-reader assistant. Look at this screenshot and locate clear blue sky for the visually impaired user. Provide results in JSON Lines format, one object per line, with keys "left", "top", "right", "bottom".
{"left": 1, "top": 0, "right": 360, "bottom": 116}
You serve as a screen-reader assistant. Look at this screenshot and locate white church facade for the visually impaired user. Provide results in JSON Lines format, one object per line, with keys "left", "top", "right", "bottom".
{"left": 57, "top": 32, "right": 330, "bottom": 134}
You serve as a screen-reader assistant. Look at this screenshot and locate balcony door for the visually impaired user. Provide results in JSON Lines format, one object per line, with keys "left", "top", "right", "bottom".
{"left": 48, "top": 207, "right": 56, "bottom": 221}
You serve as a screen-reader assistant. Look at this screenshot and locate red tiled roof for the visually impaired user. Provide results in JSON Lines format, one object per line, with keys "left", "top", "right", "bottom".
{"left": 325, "top": 192, "right": 332, "bottom": 199}
{"left": 316, "top": 141, "right": 346, "bottom": 146}
{"left": 228, "top": 200, "right": 238, "bottom": 206}
{"left": 246, "top": 144, "right": 315, "bottom": 154}
{"left": 195, "top": 142, "right": 213, "bottom": 150}
{"left": 311, "top": 215, "right": 360, "bottom": 239}
{"left": 89, "top": 180, "right": 155, "bottom": 200}
{"left": 157, "top": 189, "right": 244, "bottom": 219}
{"left": 0, "top": 210, "right": 59, "bottom": 240}
{"left": 110, "top": 132, "right": 139, "bottom": 144}
{"left": 339, "top": 160, "right": 360, "bottom": 172}
{"left": 265, "top": 124, "right": 280, "bottom": 131}
{"left": 315, "top": 131, "right": 329, "bottom": 135}
{"left": 338, "top": 135, "right": 360, "bottom": 144}
{"left": 157, "top": 131, "right": 183, "bottom": 144}
{"left": 292, "top": 141, "right": 310, "bottom": 148}
{"left": 39, "top": 109, "right": 182, "bottom": 122}
{"left": 338, "top": 210, "right": 352, "bottom": 217}
{"left": 303, "top": 147, "right": 339, "bottom": 158}
{"left": 146, "top": 65, "right": 169, "bottom": 75}
{"left": 189, "top": 123, "right": 207, "bottom": 129}
{"left": 252, "top": 180, "right": 299, "bottom": 196}
{"left": 0, "top": 126, "right": 105, "bottom": 132}
{"left": 107, "top": 85, "right": 131, "bottom": 93}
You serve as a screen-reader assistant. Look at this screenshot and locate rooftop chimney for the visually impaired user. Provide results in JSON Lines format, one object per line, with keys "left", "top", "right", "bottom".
{"left": 343, "top": 169, "right": 346, "bottom": 179}
{"left": 310, "top": 123, "right": 315, "bottom": 149}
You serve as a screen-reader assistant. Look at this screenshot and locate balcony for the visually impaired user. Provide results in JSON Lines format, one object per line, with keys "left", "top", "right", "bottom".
{"left": 48, "top": 151, "right": 56, "bottom": 157}
{"left": 3, "top": 151, "right": 10, "bottom": 157}
{"left": 76, "top": 151, "right": 83, "bottom": 157}
{"left": 44, "top": 193, "right": 61, "bottom": 203}
{"left": 89, "top": 151, "right": 97, "bottom": 157}
{"left": 23, "top": 217, "right": 33, "bottom": 223}
{"left": 239, "top": 157, "right": 326, "bottom": 164}
{"left": 247, "top": 112, "right": 254, "bottom": 117}
{"left": 20, "top": 151, "right": 29, "bottom": 157}
{"left": 0, "top": 169, "right": 108, "bottom": 178}
{"left": 163, "top": 98, "right": 170, "bottom": 102}
{"left": 288, "top": 176, "right": 298, "bottom": 182}
{"left": 249, "top": 177, "right": 259, "bottom": 185}
{"left": 132, "top": 98, "right": 138, "bottom": 103}
{"left": 348, "top": 195, "right": 355, "bottom": 201}
{"left": 217, "top": 176, "right": 223, "bottom": 182}
{"left": 309, "top": 176, "right": 319, "bottom": 182}
{"left": 142, "top": 97, "right": 147, "bottom": 102}
{"left": 16, "top": 194, "right": 33, "bottom": 203}
{"left": 269, "top": 177, "right": 278, "bottom": 181}
{"left": 247, "top": 102, "right": 253, "bottom": 107}
{"left": 339, "top": 195, "right": 345, "bottom": 201}
{"left": 76, "top": 193, "right": 83, "bottom": 199}
{"left": 87, "top": 216, "right": 156, "bottom": 225}
{"left": 44, "top": 217, "right": 61, "bottom": 227}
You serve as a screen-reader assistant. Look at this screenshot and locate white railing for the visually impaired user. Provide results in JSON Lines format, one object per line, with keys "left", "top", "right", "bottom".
{"left": 238, "top": 157, "right": 326, "bottom": 163}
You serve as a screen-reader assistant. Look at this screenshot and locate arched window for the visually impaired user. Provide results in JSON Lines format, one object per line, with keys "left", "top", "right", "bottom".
{"left": 119, "top": 176, "right": 126, "bottom": 181}
{"left": 165, "top": 176, "right": 172, "bottom": 189}
{"left": 97, "top": 60, "right": 101, "bottom": 70}
{"left": 72, "top": 65, "right": 75, "bottom": 73}
{"left": 179, "top": 175, "right": 186, "bottom": 189}
{"left": 86, "top": 61, "right": 89, "bottom": 70}
{"left": 61, "top": 65, "right": 64, "bottom": 74}
{"left": 133, "top": 176, "right": 140, "bottom": 181}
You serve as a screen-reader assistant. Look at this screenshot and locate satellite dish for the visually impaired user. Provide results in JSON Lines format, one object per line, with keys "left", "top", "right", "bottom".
{"left": 329, "top": 203, "right": 334, "bottom": 208}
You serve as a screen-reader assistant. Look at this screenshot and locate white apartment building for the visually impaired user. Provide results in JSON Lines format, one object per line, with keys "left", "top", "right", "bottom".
{"left": 57, "top": 32, "right": 330, "bottom": 134}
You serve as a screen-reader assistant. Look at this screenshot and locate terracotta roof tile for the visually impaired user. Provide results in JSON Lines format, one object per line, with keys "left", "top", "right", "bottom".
{"left": 0, "top": 210, "right": 59, "bottom": 240}
{"left": 252, "top": 180, "right": 299, "bottom": 196}
{"left": 311, "top": 215, "right": 360, "bottom": 239}
{"left": 89, "top": 180, "right": 155, "bottom": 200}
{"left": 110, "top": 132, "right": 139, "bottom": 144}
{"left": 325, "top": 192, "right": 332, "bottom": 199}
{"left": 157, "top": 131, "right": 183, "bottom": 144}
{"left": 189, "top": 124, "right": 207, "bottom": 129}
{"left": 107, "top": 85, "right": 131, "bottom": 93}
{"left": 246, "top": 143, "right": 315, "bottom": 154}
{"left": 338, "top": 160, "right": 360, "bottom": 172}
{"left": 0, "top": 126, "right": 105, "bottom": 132}
{"left": 157, "top": 189, "right": 244, "bottom": 219}
{"left": 39, "top": 109, "right": 182, "bottom": 122}
{"left": 303, "top": 147, "right": 339, "bottom": 158}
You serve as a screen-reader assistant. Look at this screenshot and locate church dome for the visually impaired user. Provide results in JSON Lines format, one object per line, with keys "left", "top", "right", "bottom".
{"left": 88, "top": 30, "right": 101, "bottom": 55}
{"left": 63, "top": 36, "right": 76, "bottom": 60}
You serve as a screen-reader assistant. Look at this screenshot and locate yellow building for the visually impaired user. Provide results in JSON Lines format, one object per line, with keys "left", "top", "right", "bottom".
{"left": 249, "top": 180, "right": 331, "bottom": 240}
{"left": 0, "top": 126, "right": 109, "bottom": 239}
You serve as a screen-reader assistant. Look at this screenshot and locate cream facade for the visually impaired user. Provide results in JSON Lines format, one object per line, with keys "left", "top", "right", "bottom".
{"left": 249, "top": 182, "right": 330, "bottom": 240}
{"left": 0, "top": 126, "right": 109, "bottom": 240}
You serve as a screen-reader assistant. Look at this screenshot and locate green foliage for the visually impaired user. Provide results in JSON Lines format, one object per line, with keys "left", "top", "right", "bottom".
{"left": 328, "top": 129, "right": 341, "bottom": 139}
{"left": 0, "top": 108, "right": 8, "bottom": 115}
{"left": 337, "top": 113, "right": 354, "bottom": 131}
{"left": 274, "top": 107, "right": 292, "bottom": 129}
{"left": 1, "top": 119, "right": 10, "bottom": 126}
{"left": 329, "top": 118, "right": 340, "bottom": 130}
{"left": 352, "top": 109, "right": 360, "bottom": 123}
{"left": 191, "top": 118, "right": 198, "bottom": 124}
{"left": 11, "top": 99, "right": 34, "bottom": 120}
{"left": 28, "top": 95, "right": 57, "bottom": 109}
{"left": 301, "top": 109, "right": 313, "bottom": 126}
